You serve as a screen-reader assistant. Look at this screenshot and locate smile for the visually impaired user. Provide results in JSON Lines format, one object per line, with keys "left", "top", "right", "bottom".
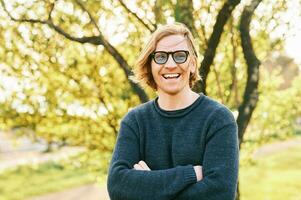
{"left": 162, "top": 73, "right": 181, "bottom": 79}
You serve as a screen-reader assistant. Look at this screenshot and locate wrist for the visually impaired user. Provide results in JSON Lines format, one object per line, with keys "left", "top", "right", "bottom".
{"left": 193, "top": 165, "right": 203, "bottom": 182}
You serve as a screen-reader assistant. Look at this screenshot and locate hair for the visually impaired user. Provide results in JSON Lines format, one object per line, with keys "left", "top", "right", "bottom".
{"left": 133, "top": 22, "right": 201, "bottom": 90}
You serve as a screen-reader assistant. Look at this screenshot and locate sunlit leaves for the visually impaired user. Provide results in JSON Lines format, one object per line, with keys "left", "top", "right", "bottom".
{"left": 0, "top": 0, "right": 300, "bottom": 153}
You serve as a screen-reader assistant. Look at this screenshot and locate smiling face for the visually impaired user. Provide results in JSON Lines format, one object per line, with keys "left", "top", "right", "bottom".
{"left": 151, "top": 34, "right": 196, "bottom": 96}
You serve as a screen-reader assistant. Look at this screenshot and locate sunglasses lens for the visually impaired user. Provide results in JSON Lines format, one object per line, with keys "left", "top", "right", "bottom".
{"left": 173, "top": 51, "right": 187, "bottom": 63}
{"left": 154, "top": 52, "right": 168, "bottom": 64}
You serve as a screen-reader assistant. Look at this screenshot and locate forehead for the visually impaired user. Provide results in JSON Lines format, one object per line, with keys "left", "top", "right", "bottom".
{"left": 155, "top": 34, "right": 189, "bottom": 51}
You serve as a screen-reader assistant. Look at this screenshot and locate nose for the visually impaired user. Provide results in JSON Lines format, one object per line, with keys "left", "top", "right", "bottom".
{"left": 164, "top": 54, "right": 177, "bottom": 69}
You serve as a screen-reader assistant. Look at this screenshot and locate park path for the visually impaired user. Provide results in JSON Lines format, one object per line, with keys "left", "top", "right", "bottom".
{"left": 28, "top": 184, "right": 110, "bottom": 200}
{"left": 0, "top": 131, "right": 109, "bottom": 200}
{"left": 252, "top": 136, "right": 301, "bottom": 158}
{"left": 0, "top": 131, "right": 85, "bottom": 171}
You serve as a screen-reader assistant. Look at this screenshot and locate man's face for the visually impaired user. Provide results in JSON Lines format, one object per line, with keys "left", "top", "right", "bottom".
{"left": 151, "top": 34, "right": 195, "bottom": 96}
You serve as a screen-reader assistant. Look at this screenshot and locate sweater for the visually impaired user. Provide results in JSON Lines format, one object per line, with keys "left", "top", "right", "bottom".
{"left": 107, "top": 93, "right": 239, "bottom": 200}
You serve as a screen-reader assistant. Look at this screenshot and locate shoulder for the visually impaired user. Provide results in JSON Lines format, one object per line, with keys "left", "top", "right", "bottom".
{"left": 200, "top": 96, "right": 238, "bottom": 142}
{"left": 201, "top": 95, "right": 236, "bottom": 125}
{"left": 122, "top": 99, "right": 154, "bottom": 125}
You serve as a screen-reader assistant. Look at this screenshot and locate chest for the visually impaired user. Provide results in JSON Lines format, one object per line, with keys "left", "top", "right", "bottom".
{"left": 138, "top": 118, "right": 207, "bottom": 170}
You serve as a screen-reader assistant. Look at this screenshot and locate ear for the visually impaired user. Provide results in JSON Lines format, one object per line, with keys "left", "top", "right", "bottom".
{"left": 190, "top": 59, "right": 196, "bottom": 74}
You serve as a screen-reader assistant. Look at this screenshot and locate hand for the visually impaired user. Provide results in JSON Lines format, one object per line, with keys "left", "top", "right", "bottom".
{"left": 193, "top": 165, "right": 203, "bottom": 182}
{"left": 133, "top": 160, "right": 151, "bottom": 171}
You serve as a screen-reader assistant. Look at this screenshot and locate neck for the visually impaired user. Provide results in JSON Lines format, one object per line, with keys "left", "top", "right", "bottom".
{"left": 157, "top": 87, "right": 199, "bottom": 111}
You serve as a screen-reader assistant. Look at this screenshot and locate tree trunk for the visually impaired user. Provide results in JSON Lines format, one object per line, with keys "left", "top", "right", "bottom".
{"left": 238, "top": 0, "right": 262, "bottom": 147}
{"left": 195, "top": 0, "right": 241, "bottom": 94}
{"left": 174, "top": 0, "right": 199, "bottom": 39}
{"left": 153, "top": 0, "right": 167, "bottom": 24}
{"left": 236, "top": 0, "right": 263, "bottom": 199}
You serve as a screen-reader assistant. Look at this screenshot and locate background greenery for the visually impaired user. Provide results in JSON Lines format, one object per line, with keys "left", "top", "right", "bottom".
{"left": 0, "top": 0, "right": 300, "bottom": 200}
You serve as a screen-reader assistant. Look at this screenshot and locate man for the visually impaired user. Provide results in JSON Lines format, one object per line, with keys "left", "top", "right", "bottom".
{"left": 107, "top": 23, "right": 239, "bottom": 200}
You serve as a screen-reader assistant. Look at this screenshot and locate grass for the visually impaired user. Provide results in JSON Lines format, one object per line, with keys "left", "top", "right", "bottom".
{"left": 240, "top": 144, "right": 301, "bottom": 200}
{"left": 0, "top": 153, "right": 108, "bottom": 200}
{"left": 1, "top": 139, "right": 301, "bottom": 200}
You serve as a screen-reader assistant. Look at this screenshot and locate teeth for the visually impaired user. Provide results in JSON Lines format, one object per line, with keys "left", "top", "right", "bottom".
{"left": 163, "top": 73, "right": 180, "bottom": 79}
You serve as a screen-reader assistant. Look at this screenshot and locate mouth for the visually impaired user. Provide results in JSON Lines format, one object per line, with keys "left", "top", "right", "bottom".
{"left": 162, "top": 73, "right": 181, "bottom": 79}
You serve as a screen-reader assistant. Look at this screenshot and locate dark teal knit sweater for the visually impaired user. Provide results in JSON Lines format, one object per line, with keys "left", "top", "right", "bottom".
{"left": 107, "top": 94, "right": 239, "bottom": 200}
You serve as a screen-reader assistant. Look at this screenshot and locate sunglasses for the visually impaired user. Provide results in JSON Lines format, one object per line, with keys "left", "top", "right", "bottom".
{"left": 151, "top": 50, "right": 189, "bottom": 65}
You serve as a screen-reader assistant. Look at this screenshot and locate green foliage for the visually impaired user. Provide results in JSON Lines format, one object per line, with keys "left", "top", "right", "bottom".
{"left": 246, "top": 69, "right": 301, "bottom": 144}
{"left": 0, "top": 0, "right": 300, "bottom": 158}
{"left": 0, "top": 1, "right": 141, "bottom": 150}
{"left": 0, "top": 2, "right": 300, "bottom": 200}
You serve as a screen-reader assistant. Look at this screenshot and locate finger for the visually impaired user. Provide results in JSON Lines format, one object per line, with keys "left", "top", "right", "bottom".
{"left": 133, "top": 164, "right": 144, "bottom": 170}
{"left": 138, "top": 160, "right": 151, "bottom": 171}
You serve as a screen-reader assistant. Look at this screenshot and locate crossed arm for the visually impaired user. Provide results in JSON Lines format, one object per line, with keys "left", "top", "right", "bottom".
{"left": 107, "top": 117, "right": 239, "bottom": 200}
{"left": 107, "top": 122, "right": 200, "bottom": 200}
{"left": 134, "top": 160, "right": 203, "bottom": 182}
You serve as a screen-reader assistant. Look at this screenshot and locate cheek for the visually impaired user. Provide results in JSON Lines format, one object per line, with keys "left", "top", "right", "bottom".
{"left": 151, "top": 65, "right": 155, "bottom": 78}
{"left": 179, "top": 64, "right": 190, "bottom": 74}
{"left": 151, "top": 63, "right": 159, "bottom": 77}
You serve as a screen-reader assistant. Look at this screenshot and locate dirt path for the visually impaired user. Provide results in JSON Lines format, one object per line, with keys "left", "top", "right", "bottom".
{"left": 252, "top": 137, "right": 301, "bottom": 158}
{"left": 1, "top": 131, "right": 109, "bottom": 200}
{"left": 0, "top": 146, "right": 86, "bottom": 171}
{"left": 28, "top": 184, "right": 110, "bottom": 200}
{"left": 0, "top": 131, "right": 85, "bottom": 171}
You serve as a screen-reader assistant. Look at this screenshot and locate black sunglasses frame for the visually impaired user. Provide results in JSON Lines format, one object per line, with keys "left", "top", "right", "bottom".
{"left": 151, "top": 50, "right": 189, "bottom": 65}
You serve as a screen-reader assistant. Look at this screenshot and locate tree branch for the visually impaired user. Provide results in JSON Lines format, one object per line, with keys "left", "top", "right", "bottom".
{"left": 200, "top": 24, "right": 208, "bottom": 46}
{"left": 0, "top": 0, "right": 45, "bottom": 24}
{"left": 174, "top": 0, "right": 200, "bottom": 39}
{"left": 117, "top": 0, "right": 156, "bottom": 32}
{"left": 153, "top": 0, "right": 167, "bottom": 24}
{"left": 212, "top": 64, "right": 224, "bottom": 104}
{"left": 0, "top": 0, "right": 103, "bottom": 45}
{"left": 196, "top": 0, "right": 241, "bottom": 94}
{"left": 74, "top": 0, "right": 101, "bottom": 34}
{"left": 226, "top": 16, "right": 239, "bottom": 106}
{"left": 237, "top": 0, "right": 263, "bottom": 146}
{"left": 48, "top": 0, "right": 57, "bottom": 20}
{"left": 74, "top": 0, "right": 149, "bottom": 102}
{"left": 1, "top": 0, "right": 149, "bottom": 103}
{"left": 48, "top": 22, "right": 103, "bottom": 44}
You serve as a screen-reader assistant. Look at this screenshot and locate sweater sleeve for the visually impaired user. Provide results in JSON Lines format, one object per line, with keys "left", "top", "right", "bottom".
{"left": 174, "top": 108, "right": 239, "bottom": 200}
{"left": 107, "top": 120, "right": 197, "bottom": 200}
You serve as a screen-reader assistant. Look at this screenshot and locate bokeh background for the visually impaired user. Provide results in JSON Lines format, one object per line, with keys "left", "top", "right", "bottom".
{"left": 0, "top": 0, "right": 300, "bottom": 200}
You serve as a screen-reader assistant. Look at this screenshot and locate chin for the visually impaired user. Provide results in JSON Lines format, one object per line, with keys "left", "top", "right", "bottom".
{"left": 158, "top": 86, "right": 183, "bottom": 95}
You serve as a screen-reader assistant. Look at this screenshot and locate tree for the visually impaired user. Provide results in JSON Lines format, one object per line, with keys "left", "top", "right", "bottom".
{"left": 0, "top": 1, "right": 299, "bottom": 199}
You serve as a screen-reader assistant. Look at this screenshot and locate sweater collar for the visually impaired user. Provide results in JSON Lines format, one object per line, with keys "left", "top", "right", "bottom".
{"left": 153, "top": 93, "right": 204, "bottom": 118}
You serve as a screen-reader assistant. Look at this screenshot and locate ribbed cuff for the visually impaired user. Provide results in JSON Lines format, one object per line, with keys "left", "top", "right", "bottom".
{"left": 182, "top": 165, "right": 197, "bottom": 184}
